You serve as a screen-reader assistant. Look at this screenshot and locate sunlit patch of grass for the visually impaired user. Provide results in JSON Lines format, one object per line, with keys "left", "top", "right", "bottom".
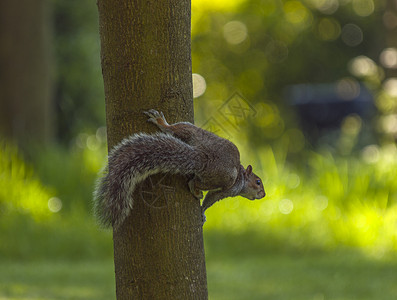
{"left": 0, "top": 143, "right": 53, "bottom": 221}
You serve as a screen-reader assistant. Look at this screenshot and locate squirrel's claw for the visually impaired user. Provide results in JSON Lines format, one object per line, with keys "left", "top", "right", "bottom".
{"left": 144, "top": 109, "right": 162, "bottom": 119}
{"left": 144, "top": 109, "right": 169, "bottom": 127}
{"left": 144, "top": 109, "right": 156, "bottom": 115}
{"left": 143, "top": 110, "right": 157, "bottom": 121}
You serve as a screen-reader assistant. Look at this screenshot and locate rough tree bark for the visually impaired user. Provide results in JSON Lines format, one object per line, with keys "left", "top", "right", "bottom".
{"left": 97, "top": 0, "right": 208, "bottom": 299}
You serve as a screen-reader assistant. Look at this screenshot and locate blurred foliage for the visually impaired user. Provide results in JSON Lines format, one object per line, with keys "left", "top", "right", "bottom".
{"left": 1, "top": 132, "right": 397, "bottom": 260}
{"left": 0, "top": 138, "right": 111, "bottom": 261}
{"left": 0, "top": 0, "right": 396, "bottom": 258}
{"left": 191, "top": 0, "right": 397, "bottom": 152}
{"left": 49, "top": 0, "right": 397, "bottom": 149}
{"left": 29, "top": 127, "right": 107, "bottom": 213}
{"left": 52, "top": 0, "right": 105, "bottom": 142}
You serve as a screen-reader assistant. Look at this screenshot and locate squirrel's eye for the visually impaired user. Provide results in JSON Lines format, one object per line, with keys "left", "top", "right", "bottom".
{"left": 256, "top": 179, "right": 261, "bottom": 186}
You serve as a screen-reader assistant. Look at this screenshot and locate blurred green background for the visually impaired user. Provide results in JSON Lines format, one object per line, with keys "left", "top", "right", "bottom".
{"left": 1, "top": 0, "right": 397, "bottom": 299}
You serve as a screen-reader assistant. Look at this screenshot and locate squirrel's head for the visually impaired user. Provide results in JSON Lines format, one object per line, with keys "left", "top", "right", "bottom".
{"left": 240, "top": 165, "right": 266, "bottom": 200}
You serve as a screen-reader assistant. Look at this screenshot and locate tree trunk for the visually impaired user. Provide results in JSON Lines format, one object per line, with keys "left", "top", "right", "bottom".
{"left": 97, "top": 0, "right": 208, "bottom": 299}
{"left": 0, "top": 0, "right": 53, "bottom": 145}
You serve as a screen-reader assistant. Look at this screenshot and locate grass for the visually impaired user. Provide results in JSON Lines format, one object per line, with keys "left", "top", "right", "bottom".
{"left": 0, "top": 260, "right": 115, "bottom": 300}
{"left": 203, "top": 232, "right": 397, "bottom": 300}
{"left": 1, "top": 248, "right": 396, "bottom": 300}
{"left": 206, "top": 251, "right": 397, "bottom": 300}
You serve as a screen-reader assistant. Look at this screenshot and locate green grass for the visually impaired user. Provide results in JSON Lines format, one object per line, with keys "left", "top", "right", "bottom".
{"left": 206, "top": 251, "right": 397, "bottom": 300}
{"left": 0, "top": 260, "right": 115, "bottom": 300}
{"left": 1, "top": 250, "right": 396, "bottom": 300}
{"left": 203, "top": 232, "right": 397, "bottom": 299}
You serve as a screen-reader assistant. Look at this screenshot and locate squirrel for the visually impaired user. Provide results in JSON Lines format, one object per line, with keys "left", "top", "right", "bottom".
{"left": 93, "top": 109, "right": 266, "bottom": 229}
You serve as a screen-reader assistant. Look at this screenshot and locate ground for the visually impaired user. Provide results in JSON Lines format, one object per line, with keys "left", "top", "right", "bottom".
{"left": 1, "top": 251, "right": 396, "bottom": 300}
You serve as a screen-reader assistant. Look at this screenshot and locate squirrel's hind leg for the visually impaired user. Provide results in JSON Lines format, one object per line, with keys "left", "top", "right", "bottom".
{"left": 144, "top": 110, "right": 199, "bottom": 144}
{"left": 144, "top": 109, "right": 170, "bottom": 130}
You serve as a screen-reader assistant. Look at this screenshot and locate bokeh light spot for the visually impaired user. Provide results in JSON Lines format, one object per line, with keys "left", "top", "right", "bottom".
{"left": 48, "top": 197, "right": 62, "bottom": 213}
{"left": 384, "top": 78, "right": 397, "bottom": 97}
{"left": 308, "top": 0, "right": 339, "bottom": 15}
{"left": 76, "top": 133, "right": 89, "bottom": 149}
{"left": 315, "top": 196, "right": 329, "bottom": 211}
{"left": 361, "top": 145, "right": 380, "bottom": 164}
{"left": 96, "top": 127, "right": 107, "bottom": 144}
{"left": 341, "top": 114, "right": 362, "bottom": 135}
{"left": 380, "top": 114, "right": 397, "bottom": 135}
{"left": 380, "top": 48, "right": 397, "bottom": 69}
{"left": 283, "top": 1, "right": 311, "bottom": 26}
{"left": 341, "top": 24, "right": 363, "bottom": 47}
{"left": 279, "top": 199, "right": 294, "bottom": 215}
{"left": 352, "top": 0, "right": 374, "bottom": 17}
{"left": 336, "top": 77, "right": 360, "bottom": 100}
{"left": 376, "top": 93, "right": 395, "bottom": 113}
{"left": 317, "top": 18, "right": 341, "bottom": 41}
{"left": 349, "top": 55, "right": 377, "bottom": 77}
{"left": 192, "top": 73, "right": 207, "bottom": 98}
{"left": 262, "top": 199, "right": 277, "bottom": 218}
{"left": 383, "top": 11, "right": 397, "bottom": 30}
{"left": 223, "top": 21, "right": 248, "bottom": 45}
{"left": 287, "top": 173, "right": 301, "bottom": 189}
{"left": 87, "top": 135, "right": 100, "bottom": 151}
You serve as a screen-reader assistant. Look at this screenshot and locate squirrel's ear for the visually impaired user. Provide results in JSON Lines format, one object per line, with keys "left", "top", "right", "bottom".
{"left": 246, "top": 165, "right": 252, "bottom": 175}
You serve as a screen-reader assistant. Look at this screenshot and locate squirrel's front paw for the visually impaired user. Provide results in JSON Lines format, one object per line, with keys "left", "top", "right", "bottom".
{"left": 190, "top": 189, "right": 203, "bottom": 200}
{"left": 188, "top": 179, "right": 203, "bottom": 200}
{"left": 194, "top": 190, "right": 203, "bottom": 200}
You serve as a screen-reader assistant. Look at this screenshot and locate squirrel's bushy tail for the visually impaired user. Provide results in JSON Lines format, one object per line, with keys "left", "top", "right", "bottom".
{"left": 93, "top": 132, "right": 200, "bottom": 229}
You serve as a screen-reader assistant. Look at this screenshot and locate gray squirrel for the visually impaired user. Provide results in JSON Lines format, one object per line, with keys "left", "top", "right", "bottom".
{"left": 93, "top": 109, "right": 266, "bottom": 228}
